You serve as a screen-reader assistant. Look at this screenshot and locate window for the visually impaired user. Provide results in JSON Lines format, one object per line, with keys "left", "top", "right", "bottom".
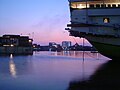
{"left": 118, "top": 4, "right": 120, "bottom": 7}
{"left": 107, "top": 4, "right": 111, "bottom": 7}
{"left": 103, "top": 18, "right": 110, "bottom": 23}
{"left": 96, "top": 4, "right": 100, "bottom": 8}
{"left": 112, "top": 4, "right": 116, "bottom": 7}
{"left": 71, "top": 2, "right": 88, "bottom": 9}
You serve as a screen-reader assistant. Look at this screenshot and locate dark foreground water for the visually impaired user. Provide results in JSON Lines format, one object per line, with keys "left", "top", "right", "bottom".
{"left": 0, "top": 51, "right": 119, "bottom": 90}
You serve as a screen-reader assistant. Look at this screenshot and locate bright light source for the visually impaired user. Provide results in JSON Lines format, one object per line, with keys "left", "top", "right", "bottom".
{"left": 103, "top": 18, "right": 110, "bottom": 23}
{"left": 29, "top": 39, "right": 32, "bottom": 43}
{"left": 71, "top": 2, "right": 87, "bottom": 9}
{"left": 3, "top": 45, "right": 9, "bottom": 46}
{"left": 77, "top": 4, "right": 86, "bottom": 9}
{"left": 11, "top": 44, "right": 14, "bottom": 47}
{"left": 33, "top": 45, "right": 35, "bottom": 48}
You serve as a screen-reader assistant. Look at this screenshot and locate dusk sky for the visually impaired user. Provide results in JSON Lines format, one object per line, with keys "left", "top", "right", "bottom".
{"left": 0, "top": 0, "right": 89, "bottom": 45}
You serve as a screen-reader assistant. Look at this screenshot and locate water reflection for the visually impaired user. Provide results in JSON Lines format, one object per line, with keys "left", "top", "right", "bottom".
{"left": 67, "top": 60, "right": 120, "bottom": 90}
{"left": 49, "top": 51, "right": 107, "bottom": 60}
{"left": 10, "top": 54, "right": 13, "bottom": 59}
{"left": 9, "top": 54, "right": 17, "bottom": 78}
{"left": 9, "top": 60, "right": 17, "bottom": 78}
{"left": 0, "top": 51, "right": 109, "bottom": 90}
{"left": 0, "top": 56, "right": 33, "bottom": 78}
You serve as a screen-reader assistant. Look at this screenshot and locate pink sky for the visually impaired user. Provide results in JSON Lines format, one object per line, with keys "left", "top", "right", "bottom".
{"left": 0, "top": 0, "right": 91, "bottom": 46}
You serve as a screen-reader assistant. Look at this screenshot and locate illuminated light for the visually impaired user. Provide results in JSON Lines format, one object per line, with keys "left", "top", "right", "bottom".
{"left": 29, "top": 39, "right": 32, "bottom": 43}
{"left": 71, "top": 3, "right": 86, "bottom": 9}
{"left": 77, "top": 4, "right": 86, "bottom": 9}
{"left": 11, "top": 44, "right": 14, "bottom": 47}
{"left": 33, "top": 45, "right": 35, "bottom": 48}
{"left": 3, "top": 44, "right": 14, "bottom": 47}
{"left": 3, "top": 45, "right": 10, "bottom": 46}
{"left": 10, "top": 54, "right": 13, "bottom": 59}
{"left": 9, "top": 60, "right": 17, "bottom": 78}
{"left": 71, "top": 2, "right": 77, "bottom": 8}
{"left": 103, "top": 18, "right": 110, "bottom": 23}
{"left": 71, "top": 2, "right": 89, "bottom": 9}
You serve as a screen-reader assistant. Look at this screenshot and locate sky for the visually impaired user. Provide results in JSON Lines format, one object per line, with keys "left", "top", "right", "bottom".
{"left": 0, "top": 0, "right": 90, "bottom": 45}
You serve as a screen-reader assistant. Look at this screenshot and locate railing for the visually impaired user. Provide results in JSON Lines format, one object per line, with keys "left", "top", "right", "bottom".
{"left": 71, "top": 3, "right": 120, "bottom": 9}
{"left": 89, "top": 4, "right": 120, "bottom": 8}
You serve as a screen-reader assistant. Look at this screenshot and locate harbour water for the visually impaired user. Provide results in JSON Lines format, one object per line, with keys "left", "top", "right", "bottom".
{"left": 0, "top": 51, "right": 118, "bottom": 90}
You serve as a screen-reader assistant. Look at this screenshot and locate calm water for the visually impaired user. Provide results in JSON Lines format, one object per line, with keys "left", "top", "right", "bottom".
{"left": 0, "top": 51, "right": 112, "bottom": 90}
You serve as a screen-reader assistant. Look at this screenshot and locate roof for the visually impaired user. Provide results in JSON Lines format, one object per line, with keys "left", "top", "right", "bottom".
{"left": 3, "top": 35, "right": 20, "bottom": 38}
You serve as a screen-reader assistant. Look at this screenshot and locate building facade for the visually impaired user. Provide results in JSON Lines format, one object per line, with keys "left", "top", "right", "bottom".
{"left": 62, "top": 41, "right": 72, "bottom": 51}
{"left": 0, "top": 35, "right": 33, "bottom": 55}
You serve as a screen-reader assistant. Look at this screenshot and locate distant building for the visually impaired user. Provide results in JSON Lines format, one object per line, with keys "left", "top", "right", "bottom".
{"left": 0, "top": 35, "right": 33, "bottom": 47}
{"left": 49, "top": 42, "right": 62, "bottom": 51}
{"left": 0, "top": 34, "right": 33, "bottom": 55}
{"left": 33, "top": 44, "right": 41, "bottom": 51}
{"left": 62, "top": 41, "right": 72, "bottom": 50}
{"left": 49, "top": 42, "right": 57, "bottom": 47}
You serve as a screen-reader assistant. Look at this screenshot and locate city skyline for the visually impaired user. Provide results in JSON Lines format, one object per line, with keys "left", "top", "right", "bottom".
{"left": 0, "top": 0, "right": 90, "bottom": 45}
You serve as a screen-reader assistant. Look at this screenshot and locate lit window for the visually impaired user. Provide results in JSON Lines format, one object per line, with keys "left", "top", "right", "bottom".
{"left": 71, "top": 2, "right": 88, "bottom": 9}
{"left": 77, "top": 4, "right": 86, "bottom": 9}
{"left": 103, "top": 18, "right": 110, "bottom": 23}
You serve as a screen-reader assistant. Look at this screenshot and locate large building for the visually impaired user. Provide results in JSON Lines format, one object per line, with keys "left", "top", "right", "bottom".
{"left": 0, "top": 35, "right": 33, "bottom": 55}
{"left": 62, "top": 41, "right": 72, "bottom": 50}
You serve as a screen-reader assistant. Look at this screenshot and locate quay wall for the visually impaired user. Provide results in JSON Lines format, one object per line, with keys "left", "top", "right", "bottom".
{"left": 0, "top": 47, "right": 33, "bottom": 55}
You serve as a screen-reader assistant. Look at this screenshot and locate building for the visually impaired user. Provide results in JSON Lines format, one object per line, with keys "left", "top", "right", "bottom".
{"left": 49, "top": 42, "right": 57, "bottom": 47}
{"left": 0, "top": 34, "right": 33, "bottom": 55}
{"left": 33, "top": 44, "right": 41, "bottom": 51}
{"left": 49, "top": 42, "right": 63, "bottom": 51}
{"left": 62, "top": 41, "right": 72, "bottom": 51}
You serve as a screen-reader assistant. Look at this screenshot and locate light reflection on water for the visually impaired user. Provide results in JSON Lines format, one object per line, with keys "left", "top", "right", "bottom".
{"left": 9, "top": 59, "right": 17, "bottom": 78}
{"left": 0, "top": 51, "right": 109, "bottom": 90}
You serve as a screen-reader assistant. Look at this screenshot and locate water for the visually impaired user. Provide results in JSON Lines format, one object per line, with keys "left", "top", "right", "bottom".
{"left": 0, "top": 51, "right": 111, "bottom": 90}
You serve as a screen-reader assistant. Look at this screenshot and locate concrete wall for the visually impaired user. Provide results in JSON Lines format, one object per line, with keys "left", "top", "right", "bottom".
{"left": 0, "top": 47, "right": 33, "bottom": 55}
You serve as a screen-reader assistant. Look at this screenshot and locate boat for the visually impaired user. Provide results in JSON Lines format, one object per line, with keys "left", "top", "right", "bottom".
{"left": 66, "top": 0, "right": 120, "bottom": 59}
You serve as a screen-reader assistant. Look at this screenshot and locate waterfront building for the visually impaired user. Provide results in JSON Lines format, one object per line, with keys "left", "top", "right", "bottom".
{"left": 49, "top": 42, "right": 57, "bottom": 47}
{"left": 49, "top": 42, "right": 62, "bottom": 51}
{"left": 66, "top": 0, "right": 120, "bottom": 59}
{"left": 0, "top": 34, "right": 33, "bottom": 55}
{"left": 33, "top": 44, "right": 41, "bottom": 51}
{"left": 62, "top": 41, "right": 72, "bottom": 51}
